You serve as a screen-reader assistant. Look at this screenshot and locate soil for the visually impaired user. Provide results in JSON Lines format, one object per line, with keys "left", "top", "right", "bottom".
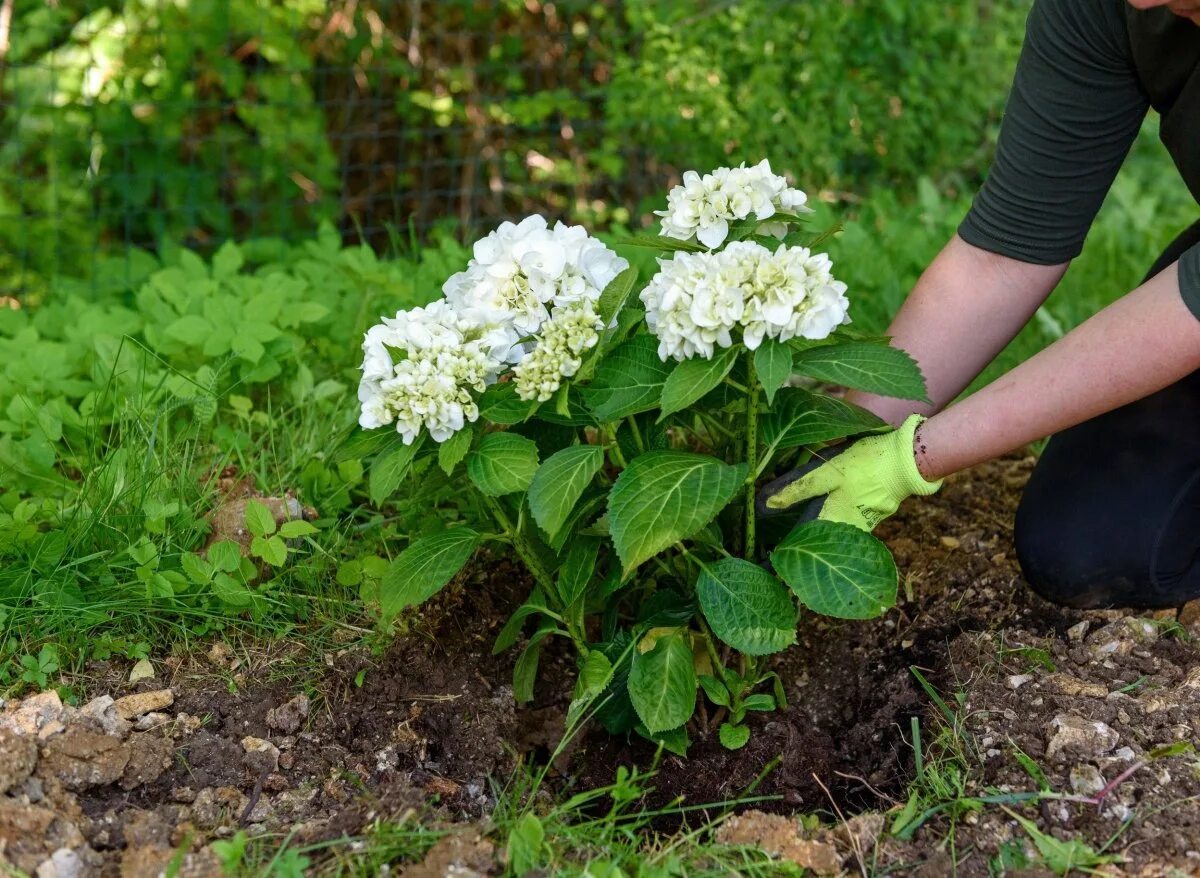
{"left": 4, "top": 456, "right": 1200, "bottom": 876}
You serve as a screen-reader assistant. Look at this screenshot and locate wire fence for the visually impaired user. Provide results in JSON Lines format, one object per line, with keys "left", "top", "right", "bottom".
{"left": 0, "top": 0, "right": 668, "bottom": 298}
{"left": 1, "top": 1, "right": 1029, "bottom": 299}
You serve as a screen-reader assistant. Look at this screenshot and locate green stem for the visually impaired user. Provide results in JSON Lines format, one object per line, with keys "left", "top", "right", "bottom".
{"left": 484, "top": 495, "right": 556, "bottom": 597}
{"left": 744, "top": 352, "right": 759, "bottom": 560}
{"left": 604, "top": 425, "right": 628, "bottom": 469}
{"left": 625, "top": 416, "right": 646, "bottom": 455}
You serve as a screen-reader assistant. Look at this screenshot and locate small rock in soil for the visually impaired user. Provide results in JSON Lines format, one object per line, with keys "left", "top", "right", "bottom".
{"left": 0, "top": 728, "right": 38, "bottom": 793}
{"left": 265, "top": 694, "right": 309, "bottom": 735}
{"left": 79, "top": 696, "right": 132, "bottom": 738}
{"left": 398, "top": 830, "right": 495, "bottom": 878}
{"left": 113, "top": 690, "right": 174, "bottom": 720}
{"left": 1067, "top": 620, "right": 1090, "bottom": 641}
{"left": 1, "top": 691, "right": 67, "bottom": 737}
{"left": 34, "top": 847, "right": 82, "bottom": 878}
{"left": 241, "top": 736, "right": 280, "bottom": 774}
{"left": 716, "top": 811, "right": 842, "bottom": 875}
{"left": 128, "top": 659, "right": 156, "bottom": 683}
{"left": 1069, "top": 764, "right": 1107, "bottom": 796}
{"left": 1045, "top": 714, "right": 1120, "bottom": 761}
{"left": 38, "top": 727, "right": 130, "bottom": 790}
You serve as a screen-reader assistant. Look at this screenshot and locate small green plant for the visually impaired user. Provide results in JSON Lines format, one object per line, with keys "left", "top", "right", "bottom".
{"left": 18, "top": 644, "right": 60, "bottom": 689}
{"left": 358, "top": 166, "right": 929, "bottom": 752}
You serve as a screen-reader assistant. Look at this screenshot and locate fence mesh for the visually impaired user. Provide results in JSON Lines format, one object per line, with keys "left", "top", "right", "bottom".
{"left": 0, "top": 0, "right": 664, "bottom": 297}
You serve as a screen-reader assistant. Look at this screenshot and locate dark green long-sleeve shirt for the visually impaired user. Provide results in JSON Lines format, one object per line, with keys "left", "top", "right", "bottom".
{"left": 958, "top": 0, "right": 1200, "bottom": 319}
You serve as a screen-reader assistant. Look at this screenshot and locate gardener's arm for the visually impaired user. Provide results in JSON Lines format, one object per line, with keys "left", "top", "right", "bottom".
{"left": 915, "top": 261, "right": 1200, "bottom": 478}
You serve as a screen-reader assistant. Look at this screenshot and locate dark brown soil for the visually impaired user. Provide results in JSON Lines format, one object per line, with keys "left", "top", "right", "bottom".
{"left": 5, "top": 455, "right": 1200, "bottom": 876}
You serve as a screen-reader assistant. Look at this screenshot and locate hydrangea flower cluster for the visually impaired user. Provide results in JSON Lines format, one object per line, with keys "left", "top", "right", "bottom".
{"left": 513, "top": 299, "right": 605, "bottom": 402}
{"left": 641, "top": 241, "right": 850, "bottom": 362}
{"left": 655, "top": 159, "right": 812, "bottom": 250}
{"left": 358, "top": 300, "right": 508, "bottom": 444}
{"left": 358, "top": 215, "right": 627, "bottom": 441}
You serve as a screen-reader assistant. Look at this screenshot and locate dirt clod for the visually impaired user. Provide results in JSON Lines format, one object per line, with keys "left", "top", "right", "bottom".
{"left": 716, "top": 810, "right": 843, "bottom": 874}
{"left": 265, "top": 694, "right": 310, "bottom": 734}
{"left": 113, "top": 690, "right": 174, "bottom": 720}
{"left": 1045, "top": 715, "right": 1120, "bottom": 762}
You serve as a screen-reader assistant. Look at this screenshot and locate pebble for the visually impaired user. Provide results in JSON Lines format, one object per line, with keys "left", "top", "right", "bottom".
{"left": 266, "top": 694, "right": 310, "bottom": 735}
{"left": 112, "top": 690, "right": 174, "bottom": 720}
{"left": 1045, "top": 714, "right": 1119, "bottom": 761}
{"left": 1067, "top": 621, "right": 1090, "bottom": 642}
{"left": 1069, "top": 764, "right": 1106, "bottom": 796}
{"left": 940, "top": 536, "right": 960, "bottom": 549}
{"left": 1006, "top": 674, "right": 1033, "bottom": 690}
{"left": 128, "top": 659, "right": 155, "bottom": 683}
{"left": 241, "top": 736, "right": 280, "bottom": 774}
{"left": 35, "top": 847, "right": 82, "bottom": 878}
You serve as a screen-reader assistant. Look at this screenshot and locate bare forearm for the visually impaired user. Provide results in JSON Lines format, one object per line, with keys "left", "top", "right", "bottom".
{"left": 916, "top": 263, "right": 1200, "bottom": 480}
{"left": 848, "top": 235, "right": 1066, "bottom": 423}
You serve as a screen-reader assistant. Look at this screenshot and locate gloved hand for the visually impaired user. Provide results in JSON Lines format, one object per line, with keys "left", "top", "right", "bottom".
{"left": 757, "top": 414, "right": 943, "bottom": 531}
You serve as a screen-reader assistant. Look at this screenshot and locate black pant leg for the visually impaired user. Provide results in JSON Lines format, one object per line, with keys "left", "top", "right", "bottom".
{"left": 1013, "top": 220, "right": 1200, "bottom": 609}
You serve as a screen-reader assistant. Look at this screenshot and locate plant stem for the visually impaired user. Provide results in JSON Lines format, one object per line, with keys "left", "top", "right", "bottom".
{"left": 625, "top": 416, "right": 646, "bottom": 454}
{"left": 483, "top": 495, "right": 556, "bottom": 597}
{"left": 744, "top": 352, "right": 759, "bottom": 560}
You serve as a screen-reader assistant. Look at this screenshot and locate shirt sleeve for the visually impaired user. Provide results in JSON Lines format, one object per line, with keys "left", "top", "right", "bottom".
{"left": 958, "top": 0, "right": 1150, "bottom": 265}
{"left": 1180, "top": 249, "right": 1200, "bottom": 320}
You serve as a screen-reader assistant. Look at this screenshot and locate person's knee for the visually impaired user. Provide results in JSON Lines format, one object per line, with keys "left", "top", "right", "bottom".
{"left": 1013, "top": 488, "right": 1133, "bottom": 609}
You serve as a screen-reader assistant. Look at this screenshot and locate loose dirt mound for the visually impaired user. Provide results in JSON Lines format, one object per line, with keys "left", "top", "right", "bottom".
{"left": 4, "top": 457, "right": 1200, "bottom": 876}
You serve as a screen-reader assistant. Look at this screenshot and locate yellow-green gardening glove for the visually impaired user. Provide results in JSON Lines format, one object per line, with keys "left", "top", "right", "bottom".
{"left": 758, "top": 414, "right": 943, "bottom": 531}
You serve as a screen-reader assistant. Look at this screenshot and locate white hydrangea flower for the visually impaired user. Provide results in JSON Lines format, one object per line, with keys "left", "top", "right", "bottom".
{"left": 655, "top": 159, "right": 812, "bottom": 249}
{"left": 513, "top": 299, "right": 605, "bottom": 402}
{"left": 357, "top": 300, "right": 508, "bottom": 444}
{"left": 641, "top": 241, "right": 850, "bottom": 362}
{"left": 442, "top": 215, "right": 628, "bottom": 350}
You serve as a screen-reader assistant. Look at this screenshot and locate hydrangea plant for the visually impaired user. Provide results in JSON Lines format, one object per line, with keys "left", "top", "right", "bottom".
{"left": 354, "top": 163, "right": 928, "bottom": 753}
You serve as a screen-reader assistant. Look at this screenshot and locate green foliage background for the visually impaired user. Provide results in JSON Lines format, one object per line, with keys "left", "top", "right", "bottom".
{"left": 2, "top": 0, "right": 1195, "bottom": 680}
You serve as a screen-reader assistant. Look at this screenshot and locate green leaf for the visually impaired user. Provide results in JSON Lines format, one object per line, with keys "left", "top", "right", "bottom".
{"left": 164, "top": 315, "right": 213, "bottom": 346}
{"left": 657, "top": 346, "right": 739, "bottom": 421}
{"left": 628, "top": 630, "right": 696, "bottom": 734}
{"left": 507, "top": 813, "right": 545, "bottom": 876}
{"left": 492, "top": 589, "right": 554, "bottom": 654}
{"left": 696, "top": 558, "right": 796, "bottom": 656}
{"left": 557, "top": 537, "right": 599, "bottom": 608}
{"left": 467, "top": 433, "right": 540, "bottom": 496}
{"left": 582, "top": 335, "right": 672, "bottom": 421}
{"left": 379, "top": 528, "right": 481, "bottom": 618}
{"left": 636, "top": 723, "right": 691, "bottom": 756}
{"left": 206, "top": 540, "right": 242, "bottom": 573}
{"left": 770, "top": 520, "right": 898, "bottom": 619}
{"left": 743, "top": 693, "right": 775, "bottom": 712}
{"left": 608, "top": 452, "right": 747, "bottom": 576}
{"left": 528, "top": 445, "right": 605, "bottom": 541}
{"left": 792, "top": 342, "right": 929, "bottom": 402}
{"left": 243, "top": 500, "right": 275, "bottom": 537}
{"left": 754, "top": 339, "right": 793, "bottom": 405}
{"left": 719, "top": 722, "right": 751, "bottom": 750}
{"left": 513, "top": 624, "right": 554, "bottom": 703}
{"left": 278, "top": 520, "right": 317, "bottom": 539}
{"left": 546, "top": 490, "right": 607, "bottom": 553}
{"left": 597, "top": 265, "right": 640, "bottom": 325}
{"left": 575, "top": 650, "right": 614, "bottom": 701}
{"left": 212, "top": 573, "right": 253, "bottom": 607}
{"left": 252, "top": 535, "right": 288, "bottom": 566}
{"left": 760, "top": 388, "right": 886, "bottom": 451}
{"left": 369, "top": 439, "right": 422, "bottom": 506}
{"left": 478, "top": 383, "right": 537, "bottom": 425}
{"left": 180, "top": 552, "right": 214, "bottom": 585}
{"left": 437, "top": 428, "right": 473, "bottom": 476}
{"left": 698, "top": 674, "right": 730, "bottom": 708}
{"left": 618, "top": 234, "right": 707, "bottom": 253}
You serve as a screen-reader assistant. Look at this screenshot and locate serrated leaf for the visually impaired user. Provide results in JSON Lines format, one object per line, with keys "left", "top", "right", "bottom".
{"left": 608, "top": 452, "right": 747, "bottom": 576}
{"left": 618, "top": 234, "right": 707, "bottom": 253}
{"left": 478, "top": 382, "right": 538, "bottom": 424}
{"left": 658, "top": 346, "right": 739, "bottom": 421}
{"left": 581, "top": 335, "right": 672, "bottom": 422}
{"left": 252, "top": 535, "right": 288, "bottom": 566}
{"left": 437, "top": 428, "right": 473, "bottom": 475}
{"left": 547, "top": 490, "right": 607, "bottom": 553}
{"left": 206, "top": 540, "right": 242, "bottom": 573}
{"left": 698, "top": 674, "right": 729, "bottom": 707}
{"left": 770, "top": 520, "right": 898, "bottom": 619}
{"left": 576, "top": 650, "right": 614, "bottom": 700}
{"left": 754, "top": 339, "right": 793, "bottom": 405}
{"left": 467, "top": 433, "right": 539, "bottom": 496}
{"left": 369, "top": 439, "right": 422, "bottom": 505}
{"left": 527, "top": 445, "right": 605, "bottom": 541}
{"left": 719, "top": 722, "right": 750, "bottom": 750}
{"left": 243, "top": 500, "right": 276, "bottom": 538}
{"left": 380, "top": 528, "right": 481, "bottom": 618}
{"left": 597, "top": 265, "right": 640, "bottom": 325}
{"left": 557, "top": 537, "right": 599, "bottom": 608}
{"left": 761, "top": 388, "right": 887, "bottom": 451}
{"left": 180, "top": 552, "right": 213, "bottom": 585}
{"left": 792, "top": 341, "right": 929, "bottom": 402}
{"left": 696, "top": 558, "right": 796, "bottom": 655}
{"left": 278, "top": 520, "right": 317, "bottom": 539}
{"left": 212, "top": 572, "right": 253, "bottom": 607}
{"left": 627, "top": 629, "right": 696, "bottom": 733}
